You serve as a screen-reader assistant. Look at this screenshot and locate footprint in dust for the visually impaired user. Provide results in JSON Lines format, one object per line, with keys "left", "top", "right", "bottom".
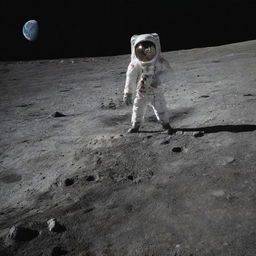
{"left": 0, "top": 171, "right": 22, "bottom": 184}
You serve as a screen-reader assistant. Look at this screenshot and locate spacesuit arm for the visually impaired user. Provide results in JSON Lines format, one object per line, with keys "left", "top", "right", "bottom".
{"left": 124, "top": 62, "right": 139, "bottom": 95}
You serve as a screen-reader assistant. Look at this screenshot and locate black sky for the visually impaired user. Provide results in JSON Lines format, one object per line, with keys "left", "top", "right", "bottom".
{"left": 1, "top": 0, "right": 256, "bottom": 61}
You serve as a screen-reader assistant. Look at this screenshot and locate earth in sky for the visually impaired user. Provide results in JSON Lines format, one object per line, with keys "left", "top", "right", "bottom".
{"left": 22, "top": 20, "right": 39, "bottom": 41}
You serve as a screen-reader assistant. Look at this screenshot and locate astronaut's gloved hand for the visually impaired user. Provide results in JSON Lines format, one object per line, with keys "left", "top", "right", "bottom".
{"left": 123, "top": 93, "right": 133, "bottom": 105}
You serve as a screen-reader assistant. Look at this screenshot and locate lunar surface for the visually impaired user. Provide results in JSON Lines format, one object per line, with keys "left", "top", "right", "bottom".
{"left": 1, "top": 40, "right": 256, "bottom": 256}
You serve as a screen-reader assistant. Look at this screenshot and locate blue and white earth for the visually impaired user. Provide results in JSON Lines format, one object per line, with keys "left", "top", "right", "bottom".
{"left": 22, "top": 20, "right": 39, "bottom": 41}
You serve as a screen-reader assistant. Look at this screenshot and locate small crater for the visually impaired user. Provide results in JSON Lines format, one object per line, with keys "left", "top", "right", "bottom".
{"left": 51, "top": 246, "right": 68, "bottom": 256}
{"left": 108, "top": 102, "right": 116, "bottom": 110}
{"left": 64, "top": 178, "right": 74, "bottom": 186}
{"left": 119, "top": 71, "right": 126, "bottom": 75}
{"left": 243, "top": 93, "right": 254, "bottom": 97}
{"left": 199, "top": 95, "right": 210, "bottom": 98}
{"left": 86, "top": 175, "right": 95, "bottom": 182}
{"left": 172, "top": 147, "right": 182, "bottom": 153}
{"left": 193, "top": 131, "right": 204, "bottom": 138}
{"left": 127, "top": 175, "right": 134, "bottom": 181}
{"left": 52, "top": 112, "right": 66, "bottom": 117}
{"left": 147, "top": 135, "right": 152, "bottom": 139}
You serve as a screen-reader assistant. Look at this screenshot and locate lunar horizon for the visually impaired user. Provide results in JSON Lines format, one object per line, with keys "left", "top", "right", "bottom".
{"left": 1, "top": 0, "right": 256, "bottom": 61}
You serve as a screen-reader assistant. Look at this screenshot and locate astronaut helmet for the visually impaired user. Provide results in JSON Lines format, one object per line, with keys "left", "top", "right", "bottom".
{"left": 130, "top": 33, "right": 161, "bottom": 64}
{"left": 135, "top": 41, "right": 157, "bottom": 62}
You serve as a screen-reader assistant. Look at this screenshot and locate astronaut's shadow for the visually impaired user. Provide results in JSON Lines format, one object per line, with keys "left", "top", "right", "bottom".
{"left": 138, "top": 130, "right": 164, "bottom": 134}
{"left": 175, "top": 124, "right": 256, "bottom": 134}
{"left": 138, "top": 124, "right": 256, "bottom": 134}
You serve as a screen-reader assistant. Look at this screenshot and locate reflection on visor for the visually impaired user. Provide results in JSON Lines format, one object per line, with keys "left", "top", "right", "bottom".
{"left": 135, "top": 41, "right": 156, "bottom": 62}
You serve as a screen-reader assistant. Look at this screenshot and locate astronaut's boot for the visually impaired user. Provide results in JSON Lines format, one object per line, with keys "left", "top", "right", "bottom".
{"left": 127, "top": 122, "right": 140, "bottom": 133}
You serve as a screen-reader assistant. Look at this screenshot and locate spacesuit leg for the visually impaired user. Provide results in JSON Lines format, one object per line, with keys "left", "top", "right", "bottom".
{"left": 128, "top": 95, "right": 148, "bottom": 133}
{"left": 150, "top": 93, "right": 171, "bottom": 130}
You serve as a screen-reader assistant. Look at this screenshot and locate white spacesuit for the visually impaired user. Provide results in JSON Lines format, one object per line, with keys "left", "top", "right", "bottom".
{"left": 123, "top": 33, "right": 173, "bottom": 133}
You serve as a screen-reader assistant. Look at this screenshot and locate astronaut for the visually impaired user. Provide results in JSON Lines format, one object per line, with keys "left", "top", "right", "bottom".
{"left": 123, "top": 33, "right": 173, "bottom": 133}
